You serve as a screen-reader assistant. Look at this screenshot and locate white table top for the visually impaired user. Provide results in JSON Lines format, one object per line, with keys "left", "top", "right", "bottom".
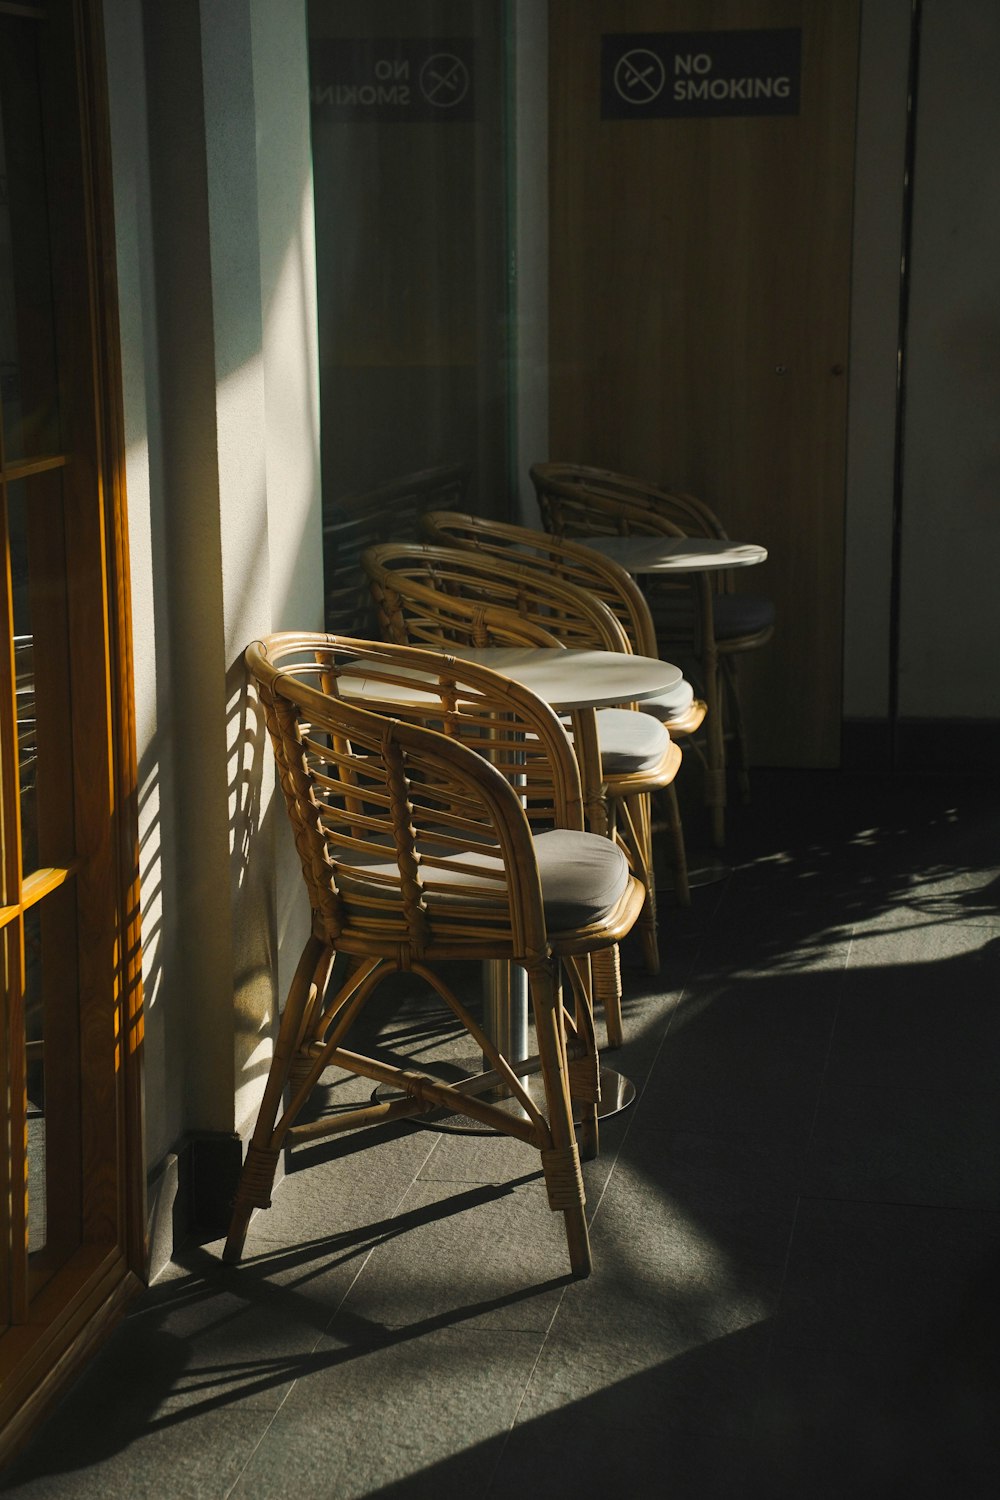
{"left": 581, "top": 534, "right": 767, "bottom": 573}
{"left": 340, "top": 646, "right": 681, "bottom": 714}
{"left": 447, "top": 646, "right": 681, "bottom": 711}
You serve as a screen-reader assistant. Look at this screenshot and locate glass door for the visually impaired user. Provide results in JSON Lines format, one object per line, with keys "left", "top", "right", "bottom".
{"left": 308, "top": 0, "right": 515, "bottom": 531}
{"left": 0, "top": 0, "right": 142, "bottom": 1455}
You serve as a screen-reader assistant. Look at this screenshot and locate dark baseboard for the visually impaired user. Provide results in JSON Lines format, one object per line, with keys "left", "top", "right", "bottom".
{"left": 146, "top": 1130, "right": 246, "bottom": 1274}
{"left": 894, "top": 718, "right": 1000, "bottom": 773}
{"left": 841, "top": 719, "right": 893, "bottom": 771}
{"left": 842, "top": 718, "right": 1000, "bottom": 774}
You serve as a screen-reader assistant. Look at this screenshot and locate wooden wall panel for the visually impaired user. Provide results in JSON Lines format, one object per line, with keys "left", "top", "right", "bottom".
{"left": 548, "top": 0, "right": 860, "bottom": 766}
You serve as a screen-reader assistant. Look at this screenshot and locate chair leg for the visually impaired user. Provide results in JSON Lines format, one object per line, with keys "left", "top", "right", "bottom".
{"left": 617, "top": 792, "right": 660, "bottom": 976}
{"left": 704, "top": 666, "right": 727, "bottom": 848}
{"left": 224, "top": 935, "right": 330, "bottom": 1264}
{"left": 636, "top": 791, "right": 661, "bottom": 971}
{"left": 721, "top": 655, "right": 752, "bottom": 803}
{"left": 591, "top": 943, "right": 624, "bottom": 1049}
{"left": 528, "top": 961, "right": 592, "bottom": 1278}
{"left": 562, "top": 956, "right": 600, "bottom": 1162}
{"left": 663, "top": 782, "right": 691, "bottom": 906}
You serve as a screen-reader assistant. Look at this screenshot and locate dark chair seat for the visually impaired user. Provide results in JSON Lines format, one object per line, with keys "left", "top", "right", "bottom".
{"left": 646, "top": 591, "right": 775, "bottom": 643}
{"left": 711, "top": 593, "right": 776, "bottom": 642}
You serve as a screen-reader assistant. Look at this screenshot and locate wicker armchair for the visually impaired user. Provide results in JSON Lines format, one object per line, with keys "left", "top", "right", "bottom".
{"left": 322, "top": 463, "right": 470, "bottom": 635}
{"left": 530, "top": 465, "right": 774, "bottom": 846}
{"left": 226, "top": 633, "right": 647, "bottom": 1279}
{"left": 531, "top": 462, "right": 728, "bottom": 545}
{"left": 361, "top": 542, "right": 682, "bottom": 1017}
{"left": 421, "top": 508, "right": 705, "bottom": 905}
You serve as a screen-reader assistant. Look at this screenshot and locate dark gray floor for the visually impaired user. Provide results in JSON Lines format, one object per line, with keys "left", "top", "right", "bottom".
{"left": 4, "top": 769, "right": 999, "bottom": 1498}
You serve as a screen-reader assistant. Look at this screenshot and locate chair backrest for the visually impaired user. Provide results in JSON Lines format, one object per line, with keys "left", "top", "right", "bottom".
{"left": 362, "top": 540, "right": 631, "bottom": 655}
{"left": 323, "top": 463, "right": 471, "bottom": 635}
{"left": 421, "top": 508, "right": 660, "bottom": 659}
{"left": 527, "top": 484, "right": 717, "bottom": 655}
{"left": 246, "top": 632, "right": 577, "bottom": 961}
{"left": 530, "top": 461, "right": 727, "bottom": 542}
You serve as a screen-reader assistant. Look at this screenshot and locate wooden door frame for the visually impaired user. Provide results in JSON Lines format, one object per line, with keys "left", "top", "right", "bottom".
{"left": 0, "top": 0, "right": 144, "bottom": 1464}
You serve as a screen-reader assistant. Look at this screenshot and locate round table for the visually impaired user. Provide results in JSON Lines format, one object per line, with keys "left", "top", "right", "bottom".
{"left": 342, "top": 645, "right": 683, "bottom": 1129}
{"left": 580, "top": 534, "right": 767, "bottom": 573}
{"left": 340, "top": 645, "right": 682, "bottom": 712}
{"left": 447, "top": 644, "right": 682, "bottom": 707}
{"left": 581, "top": 533, "right": 767, "bottom": 885}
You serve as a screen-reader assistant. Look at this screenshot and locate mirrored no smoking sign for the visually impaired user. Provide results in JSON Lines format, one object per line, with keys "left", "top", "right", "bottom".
{"left": 310, "top": 37, "right": 475, "bottom": 122}
{"left": 601, "top": 30, "right": 801, "bottom": 119}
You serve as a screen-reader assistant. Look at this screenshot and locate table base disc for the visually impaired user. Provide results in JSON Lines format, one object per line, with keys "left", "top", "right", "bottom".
{"left": 373, "top": 1064, "right": 635, "bottom": 1135}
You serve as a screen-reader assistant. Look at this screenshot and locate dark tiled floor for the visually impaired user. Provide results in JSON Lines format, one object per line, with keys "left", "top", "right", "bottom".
{"left": 4, "top": 770, "right": 1000, "bottom": 1498}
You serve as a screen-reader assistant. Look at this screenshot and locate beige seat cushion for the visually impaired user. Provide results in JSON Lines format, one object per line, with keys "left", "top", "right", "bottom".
{"left": 635, "top": 676, "right": 695, "bottom": 724}
{"left": 338, "top": 827, "right": 631, "bottom": 931}
{"left": 591, "top": 707, "right": 672, "bottom": 774}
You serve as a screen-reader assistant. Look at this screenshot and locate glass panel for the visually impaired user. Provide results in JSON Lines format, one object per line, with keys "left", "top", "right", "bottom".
{"left": 0, "top": 16, "right": 62, "bottom": 464}
{"left": 24, "top": 906, "right": 43, "bottom": 1255}
{"left": 308, "top": 0, "right": 512, "bottom": 535}
{"left": 0, "top": 915, "right": 17, "bottom": 1330}
{"left": 25, "top": 884, "right": 82, "bottom": 1289}
{"left": 5, "top": 475, "right": 74, "bottom": 876}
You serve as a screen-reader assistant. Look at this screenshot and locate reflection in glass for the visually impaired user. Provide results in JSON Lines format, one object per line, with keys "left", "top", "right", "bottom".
{"left": 25, "top": 886, "right": 82, "bottom": 1281}
{"left": 24, "top": 904, "right": 44, "bottom": 1253}
{"left": 5, "top": 476, "right": 74, "bottom": 876}
{"left": 0, "top": 15, "right": 62, "bottom": 463}
{"left": 308, "top": 0, "right": 511, "bottom": 517}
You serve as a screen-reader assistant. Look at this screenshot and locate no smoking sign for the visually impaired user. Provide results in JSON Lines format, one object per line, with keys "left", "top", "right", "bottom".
{"left": 311, "top": 37, "right": 476, "bottom": 122}
{"left": 601, "top": 29, "right": 801, "bottom": 119}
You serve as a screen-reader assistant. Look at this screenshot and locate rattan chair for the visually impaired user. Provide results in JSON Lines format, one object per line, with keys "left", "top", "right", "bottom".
{"left": 225, "top": 633, "right": 647, "bottom": 1279}
{"left": 323, "top": 462, "right": 470, "bottom": 635}
{"left": 362, "top": 542, "right": 682, "bottom": 1016}
{"left": 531, "top": 462, "right": 729, "bottom": 545}
{"left": 421, "top": 509, "right": 706, "bottom": 904}
{"left": 531, "top": 465, "right": 774, "bottom": 846}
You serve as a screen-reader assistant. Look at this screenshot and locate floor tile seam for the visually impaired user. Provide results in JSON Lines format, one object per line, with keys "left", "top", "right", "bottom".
{"left": 480, "top": 1289, "right": 570, "bottom": 1500}
{"left": 304, "top": 1133, "right": 440, "bottom": 1349}
{"left": 808, "top": 1073, "right": 1000, "bottom": 1098}
{"left": 221, "top": 1396, "right": 293, "bottom": 1500}
{"left": 431, "top": 914, "right": 705, "bottom": 1482}
{"left": 741, "top": 932, "right": 854, "bottom": 1445}
{"left": 581, "top": 927, "right": 715, "bottom": 1231}
{"left": 213, "top": 1147, "right": 450, "bottom": 1496}
{"left": 744, "top": 1190, "right": 804, "bottom": 1474}
{"left": 791, "top": 1190, "right": 1000, "bottom": 1223}
{"left": 797, "top": 926, "right": 854, "bottom": 1171}
{"left": 411, "top": 1170, "right": 545, "bottom": 1188}
{"left": 851, "top": 910, "right": 1000, "bottom": 934}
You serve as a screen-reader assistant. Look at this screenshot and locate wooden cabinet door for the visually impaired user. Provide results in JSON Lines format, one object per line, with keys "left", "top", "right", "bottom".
{"left": 548, "top": 0, "right": 860, "bottom": 766}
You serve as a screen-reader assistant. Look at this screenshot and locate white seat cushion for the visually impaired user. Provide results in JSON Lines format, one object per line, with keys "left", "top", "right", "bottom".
{"left": 338, "top": 827, "right": 631, "bottom": 931}
{"left": 635, "top": 676, "right": 695, "bottom": 724}
{"left": 591, "top": 707, "right": 672, "bottom": 774}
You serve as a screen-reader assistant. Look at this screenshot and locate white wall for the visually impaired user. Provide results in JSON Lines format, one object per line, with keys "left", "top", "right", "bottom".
{"left": 102, "top": 0, "right": 178, "bottom": 1170}
{"left": 103, "top": 0, "right": 323, "bottom": 1177}
{"left": 843, "top": 0, "right": 911, "bottom": 721}
{"left": 845, "top": 0, "right": 1000, "bottom": 728}
{"left": 897, "top": 0, "right": 1000, "bottom": 717}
